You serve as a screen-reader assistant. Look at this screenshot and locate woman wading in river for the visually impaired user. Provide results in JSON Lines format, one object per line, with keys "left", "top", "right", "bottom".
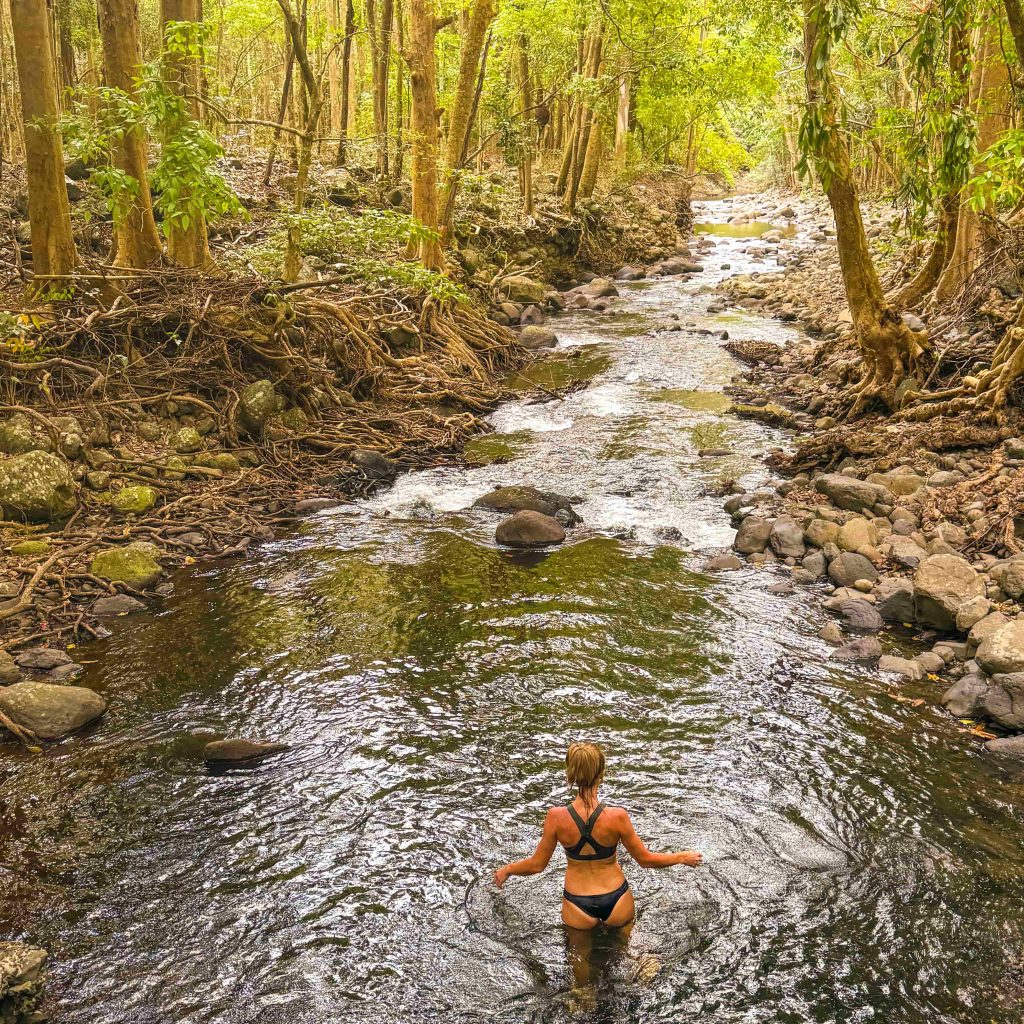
{"left": 494, "top": 742, "right": 703, "bottom": 932}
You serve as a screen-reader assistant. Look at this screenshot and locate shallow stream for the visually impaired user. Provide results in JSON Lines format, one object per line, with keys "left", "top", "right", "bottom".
{"left": 3, "top": 200, "right": 1024, "bottom": 1024}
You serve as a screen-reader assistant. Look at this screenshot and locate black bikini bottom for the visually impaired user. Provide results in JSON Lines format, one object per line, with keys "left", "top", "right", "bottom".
{"left": 563, "top": 879, "right": 630, "bottom": 923}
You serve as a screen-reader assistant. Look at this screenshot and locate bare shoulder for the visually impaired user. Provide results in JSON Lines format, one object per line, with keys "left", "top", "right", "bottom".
{"left": 603, "top": 805, "right": 632, "bottom": 827}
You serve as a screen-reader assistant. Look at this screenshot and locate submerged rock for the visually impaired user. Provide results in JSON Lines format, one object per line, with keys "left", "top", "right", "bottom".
{"left": 352, "top": 449, "right": 398, "bottom": 482}
{"left": 519, "top": 325, "right": 558, "bottom": 350}
{"left": 0, "top": 681, "right": 107, "bottom": 740}
{"left": 91, "top": 594, "right": 147, "bottom": 617}
{"left": 831, "top": 637, "right": 882, "bottom": 663}
{"left": 474, "top": 485, "right": 580, "bottom": 524}
{"left": 204, "top": 738, "right": 290, "bottom": 763}
{"left": 495, "top": 510, "right": 566, "bottom": 548}
{"left": 0, "top": 450, "right": 77, "bottom": 523}
{"left": 984, "top": 735, "right": 1024, "bottom": 759}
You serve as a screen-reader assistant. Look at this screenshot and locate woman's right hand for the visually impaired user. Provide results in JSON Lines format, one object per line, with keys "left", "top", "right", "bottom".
{"left": 677, "top": 850, "right": 703, "bottom": 867}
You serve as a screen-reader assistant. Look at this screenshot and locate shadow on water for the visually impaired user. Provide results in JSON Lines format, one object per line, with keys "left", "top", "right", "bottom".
{"left": 3, "top": 199, "right": 1024, "bottom": 1024}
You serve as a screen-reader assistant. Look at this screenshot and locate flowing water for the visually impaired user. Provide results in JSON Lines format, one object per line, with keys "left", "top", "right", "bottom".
{"left": 3, "top": 200, "right": 1024, "bottom": 1024}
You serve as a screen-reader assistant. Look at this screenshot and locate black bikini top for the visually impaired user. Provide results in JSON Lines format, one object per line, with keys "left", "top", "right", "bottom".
{"left": 564, "top": 801, "right": 618, "bottom": 861}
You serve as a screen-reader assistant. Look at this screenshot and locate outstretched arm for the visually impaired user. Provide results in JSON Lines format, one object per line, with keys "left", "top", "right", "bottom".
{"left": 615, "top": 808, "right": 702, "bottom": 869}
{"left": 494, "top": 808, "right": 559, "bottom": 888}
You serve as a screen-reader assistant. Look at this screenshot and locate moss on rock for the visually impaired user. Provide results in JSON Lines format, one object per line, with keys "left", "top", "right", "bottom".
{"left": 90, "top": 541, "right": 163, "bottom": 588}
{"left": 0, "top": 450, "right": 77, "bottom": 523}
{"left": 111, "top": 485, "right": 158, "bottom": 514}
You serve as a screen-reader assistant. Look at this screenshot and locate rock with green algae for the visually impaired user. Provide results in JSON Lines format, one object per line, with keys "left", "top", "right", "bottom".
{"left": 172, "top": 426, "right": 203, "bottom": 454}
{"left": 90, "top": 541, "right": 162, "bottom": 589}
{"left": 9, "top": 539, "right": 50, "bottom": 557}
{"left": 0, "top": 450, "right": 77, "bottom": 523}
{"left": 194, "top": 452, "right": 241, "bottom": 472}
{"left": 238, "top": 380, "right": 277, "bottom": 435}
{"left": 110, "top": 485, "right": 158, "bottom": 513}
{"left": 0, "top": 413, "right": 39, "bottom": 455}
{"left": 161, "top": 456, "right": 187, "bottom": 481}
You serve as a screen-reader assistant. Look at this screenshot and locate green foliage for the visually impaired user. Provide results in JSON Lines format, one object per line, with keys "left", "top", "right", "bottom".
{"left": 58, "top": 21, "right": 243, "bottom": 234}
{"left": 969, "top": 130, "right": 1024, "bottom": 212}
{"left": 239, "top": 206, "right": 467, "bottom": 300}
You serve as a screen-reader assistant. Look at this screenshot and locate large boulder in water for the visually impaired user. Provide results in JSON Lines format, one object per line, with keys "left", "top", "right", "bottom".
{"left": 913, "top": 554, "right": 984, "bottom": 631}
{"left": 519, "top": 326, "right": 558, "bottom": 350}
{"left": 474, "top": 485, "right": 581, "bottom": 525}
{"left": 495, "top": 510, "right": 566, "bottom": 548}
{"left": 90, "top": 541, "right": 162, "bottom": 589}
{"left": 0, "top": 681, "right": 106, "bottom": 740}
{"left": 0, "top": 450, "right": 77, "bottom": 523}
{"left": 733, "top": 516, "right": 773, "bottom": 554}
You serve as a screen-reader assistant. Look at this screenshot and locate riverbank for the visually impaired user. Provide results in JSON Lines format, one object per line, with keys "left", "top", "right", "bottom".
{"left": 707, "top": 191, "right": 1024, "bottom": 753}
{"left": 0, "top": 168, "right": 692, "bottom": 747}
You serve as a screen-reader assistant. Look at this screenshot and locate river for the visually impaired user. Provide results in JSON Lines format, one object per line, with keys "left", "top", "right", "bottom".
{"left": 3, "top": 199, "right": 1024, "bottom": 1024}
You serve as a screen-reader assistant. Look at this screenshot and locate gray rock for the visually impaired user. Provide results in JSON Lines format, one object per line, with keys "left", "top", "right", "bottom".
{"left": 474, "top": 485, "right": 580, "bottom": 524}
{"left": 880, "top": 535, "right": 928, "bottom": 569}
{"left": 734, "top": 516, "right": 774, "bottom": 554}
{"left": 828, "top": 551, "right": 878, "bottom": 588}
{"left": 818, "top": 621, "right": 844, "bottom": 644}
{"left": 705, "top": 554, "right": 743, "bottom": 571}
{"left": 990, "top": 558, "right": 1024, "bottom": 600}
{"left": 984, "top": 735, "right": 1024, "bottom": 759}
{"left": 495, "top": 510, "right": 566, "bottom": 548}
{"left": 913, "top": 554, "right": 985, "bottom": 631}
{"left": 874, "top": 577, "right": 915, "bottom": 622}
{"left": 0, "top": 413, "right": 40, "bottom": 455}
{"left": 352, "top": 449, "right": 398, "bottom": 482}
{"left": 976, "top": 620, "right": 1024, "bottom": 676}
{"left": 0, "top": 681, "right": 107, "bottom": 740}
{"left": 294, "top": 497, "right": 342, "bottom": 513}
{"left": 941, "top": 673, "right": 992, "bottom": 717}
{"left": 0, "top": 450, "right": 77, "bottom": 523}
{"left": 769, "top": 517, "right": 805, "bottom": 558}
{"left": 878, "top": 655, "right": 923, "bottom": 680}
{"left": 831, "top": 637, "right": 883, "bottom": 663}
{"left": 14, "top": 647, "right": 72, "bottom": 671}
{"left": 815, "top": 473, "right": 890, "bottom": 512}
{"left": 955, "top": 595, "right": 991, "bottom": 631}
{"left": 519, "top": 326, "right": 558, "bottom": 350}
{"left": 915, "top": 651, "right": 946, "bottom": 674}
{"left": 204, "top": 738, "right": 290, "bottom": 763}
{"left": 804, "top": 518, "right": 841, "bottom": 548}
{"left": 802, "top": 551, "right": 827, "bottom": 576}
{"left": 838, "top": 600, "right": 884, "bottom": 632}
{"left": 0, "top": 651, "right": 20, "bottom": 685}
{"left": 968, "top": 611, "right": 1009, "bottom": 651}
{"left": 91, "top": 594, "right": 146, "bottom": 617}
{"left": 981, "top": 673, "right": 1024, "bottom": 730}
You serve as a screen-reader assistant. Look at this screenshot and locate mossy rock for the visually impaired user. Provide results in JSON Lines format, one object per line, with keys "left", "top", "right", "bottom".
{"left": 274, "top": 407, "right": 309, "bottom": 432}
{"left": 111, "top": 485, "right": 158, "bottom": 514}
{"left": 10, "top": 539, "right": 50, "bottom": 557}
{"left": 0, "top": 413, "right": 43, "bottom": 455}
{"left": 239, "top": 380, "right": 277, "bottom": 436}
{"left": 162, "top": 456, "right": 187, "bottom": 481}
{"left": 90, "top": 542, "right": 162, "bottom": 589}
{"left": 172, "top": 427, "right": 203, "bottom": 453}
{"left": 0, "top": 450, "right": 77, "bottom": 523}
{"left": 195, "top": 452, "right": 240, "bottom": 473}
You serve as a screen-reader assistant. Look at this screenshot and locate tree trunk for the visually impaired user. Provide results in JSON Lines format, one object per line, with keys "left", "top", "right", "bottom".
{"left": 160, "top": 0, "right": 215, "bottom": 269}
{"left": 392, "top": 0, "right": 404, "bottom": 177}
{"left": 579, "top": 118, "right": 601, "bottom": 199}
{"left": 437, "top": 0, "right": 493, "bottom": 241}
{"left": 9, "top": 0, "right": 76, "bottom": 282}
{"left": 404, "top": 0, "right": 442, "bottom": 268}
{"left": 277, "top": 0, "right": 324, "bottom": 281}
{"left": 1004, "top": 0, "right": 1024, "bottom": 65}
{"left": 935, "top": 18, "right": 1011, "bottom": 301}
{"left": 264, "top": 39, "right": 295, "bottom": 184}
{"left": 613, "top": 72, "right": 629, "bottom": 161}
{"left": 367, "top": 0, "right": 394, "bottom": 177}
{"left": 327, "top": 0, "right": 341, "bottom": 133}
{"left": 802, "top": 0, "right": 928, "bottom": 414}
{"left": 335, "top": 0, "right": 354, "bottom": 163}
{"left": 55, "top": 0, "right": 75, "bottom": 97}
{"left": 97, "top": 0, "right": 163, "bottom": 267}
{"left": 563, "top": 22, "right": 602, "bottom": 213}
{"left": 517, "top": 34, "right": 533, "bottom": 215}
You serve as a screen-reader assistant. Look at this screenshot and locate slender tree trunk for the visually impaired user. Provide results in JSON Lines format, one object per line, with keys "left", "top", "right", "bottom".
{"left": 404, "top": 0, "right": 442, "bottom": 268}
{"left": 97, "top": 0, "right": 163, "bottom": 267}
{"left": 517, "top": 34, "right": 533, "bottom": 215}
{"left": 336, "top": 0, "right": 354, "bottom": 163}
{"left": 367, "top": 0, "right": 393, "bottom": 176}
{"left": 563, "top": 22, "right": 602, "bottom": 213}
{"left": 327, "top": 0, "right": 341, "bottom": 132}
{"left": 264, "top": 39, "right": 295, "bottom": 184}
{"left": 1004, "top": 0, "right": 1024, "bottom": 65}
{"left": 55, "top": 0, "right": 75, "bottom": 98}
{"left": 160, "top": 0, "right": 215, "bottom": 269}
{"left": 277, "top": 0, "right": 324, "bottom": 281}
{"left": 614, "top": 72, "right": 629, "bottom": 161}
{"left": 437, "top": 0, "right": 493, "bottom": 241}
{"left": 9, "top": 0, "right": 76, "bottom": 282}
{"left": 802, "top": 0, "right": 928, "bottom": 414}
{"left": 392, "top": 0, "right": 404, "bottom": 177}
{"left": 579, "top": 118, "right": 602, "bottom": 199}
{"left": 935, "top": 18, "right": 1011, "bottom": 301}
